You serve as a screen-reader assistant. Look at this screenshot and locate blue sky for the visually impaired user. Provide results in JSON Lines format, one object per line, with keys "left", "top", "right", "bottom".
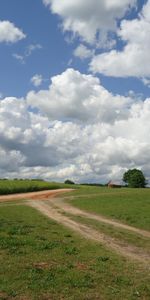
{"left": 0, "top": 0, "right": 150, "bottom": 182}
{"left": 0, "top": 0, "right": 72, "bottom": 97}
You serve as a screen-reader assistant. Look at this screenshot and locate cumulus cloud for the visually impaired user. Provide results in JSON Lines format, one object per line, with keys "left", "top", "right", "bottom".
{"left": 90, "top": 0, "right": 150, "bottom": 79}
{"left": 0, "top": 20, "right": 26, "bottom": 43}
{"left": 27, "top": 68, "right": 133, "bottom": 124}
{"left": 0, "top": 69, "right": 150, "bottom": 183}
{"left": 43, "top": 0, "right": 136, "bottom": 44}
{"left": 31, "top": 74, "right": 43, "bottom": 87}
{"left": 42, "top": 0, "right": 150, "bottom": 83}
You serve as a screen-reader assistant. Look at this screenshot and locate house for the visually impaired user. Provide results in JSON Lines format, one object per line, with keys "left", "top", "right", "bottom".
{"left": 108, "top": 181, "right": 122, "bottom": 188}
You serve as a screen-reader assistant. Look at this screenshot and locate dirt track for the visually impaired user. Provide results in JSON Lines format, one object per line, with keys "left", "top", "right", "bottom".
{"left": 48, "top": 196, "right": 150, "bottom": 239}
{"left": 0, "top": 189, "right": 150, "bottom": 265}
{"left": 29, "top": 199, "right": 150, "bottom": 265}
{"left": 0, "top": 189, "right": 73, "bottom": 202}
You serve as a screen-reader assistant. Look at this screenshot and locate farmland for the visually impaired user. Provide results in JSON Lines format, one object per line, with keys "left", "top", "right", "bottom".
{"left": 0, "top": 179, "right": 72, "bottom": 195}
{"left": 0, "top": 183, "right": 150, "bottom": 299}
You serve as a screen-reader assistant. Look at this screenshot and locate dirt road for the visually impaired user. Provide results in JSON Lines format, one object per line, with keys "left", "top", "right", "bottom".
{"left": 0, "top": 189, "right": 150, "bottom": 265}
{"left": 0, "top": 189, "right": 73, "bottom": 202}
{"left": 48, "top": 196, "right": 150, "bottom": 238}
{"left": 29, "top": 199, "right": 150, "bottom": 265}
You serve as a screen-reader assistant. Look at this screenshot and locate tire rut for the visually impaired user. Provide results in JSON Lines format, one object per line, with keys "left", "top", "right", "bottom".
{"left": 46, "top": 197, "right": 150, "bottom": 239}
{"left": 29, "top": 200, "right": 150, "bottom": 267}
{"left": 1, "top": 189, "right": 149, "bottom": 266}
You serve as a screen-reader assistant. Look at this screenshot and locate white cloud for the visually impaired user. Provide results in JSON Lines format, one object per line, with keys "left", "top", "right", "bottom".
{"left": 0, "top": 20, "right": 26, "bottom": 43}
{"left": 43, "top": 0, "right": 136, "bottom": 44}
{"left": 0, "top": 69, "right": 150, "bottom": 183}
{"left": 31, "top": 74, "right": 43, "bottom": 87}
{"left": 42, "top": 0, "right": 150, "bottom": 83}
{"left": 90, "top": 0, "right": 150, "bottom": 79}
{"left": 0, "top": 147, "right": 25, "bottom": 172}
{"left": 27, "top": 68, "right": 133, "bottom": 124}
{"left": 73, "top": 44, "right": 94, "bottom": 60}
{"left": 142, "top": 78, "right": 150, "bottom": 88}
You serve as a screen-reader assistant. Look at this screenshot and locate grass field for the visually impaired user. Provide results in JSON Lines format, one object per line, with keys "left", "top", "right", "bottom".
{"left": 67, "top": 186, "right": 150, "bottom": 230}
{"left": 0, "top": 184, "right": 150, "bottom": 299}
{"left": 0, "top": 179, "right": 72, "bottom": 195}
{"left": 0, "top": 205, "right": 150, "bottom": 300}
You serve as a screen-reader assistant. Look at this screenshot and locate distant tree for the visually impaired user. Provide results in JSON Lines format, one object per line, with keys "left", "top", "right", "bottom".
{"left": 123, "top": 169, "right": 146, "bottom": 188}
{"left": 64, "top": 179, "right": 75, "bottom": 185}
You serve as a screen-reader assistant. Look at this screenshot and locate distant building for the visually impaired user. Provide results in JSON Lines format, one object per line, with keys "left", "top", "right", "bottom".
{"left": 108, "top": 181, "right": 122, "bottom": 188}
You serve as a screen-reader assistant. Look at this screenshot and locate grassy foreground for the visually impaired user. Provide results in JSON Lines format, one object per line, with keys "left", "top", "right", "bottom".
{"left": 0, "top": 179, "right": 72, "bottom": 195}
{"left": 68, "top": 186, "right": 150, "bottom": 230}
{"left": 0, "top": 205, "right": 150, "bottom": 300}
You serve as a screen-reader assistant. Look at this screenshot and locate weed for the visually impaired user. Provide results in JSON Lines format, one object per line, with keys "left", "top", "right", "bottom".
{"left": 64, "top": 246, "right": 79, "bottom": 255}
{"left": 97, "top": 256, "right": 110, "bottom": 262}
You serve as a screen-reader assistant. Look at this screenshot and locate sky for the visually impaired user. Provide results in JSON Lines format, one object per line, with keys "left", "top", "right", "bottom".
{"left": 0, "top": 0, "right": 150, "bottom": 183}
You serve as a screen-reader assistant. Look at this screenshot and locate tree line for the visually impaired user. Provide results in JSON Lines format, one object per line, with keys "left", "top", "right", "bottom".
{"left": 65, "top": 169, "right": 147, "bottom": 188}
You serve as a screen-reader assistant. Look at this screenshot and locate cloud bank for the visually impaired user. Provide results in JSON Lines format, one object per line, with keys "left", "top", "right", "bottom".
{"left": 1, "top": 69, "right": 150, "bottom": 183}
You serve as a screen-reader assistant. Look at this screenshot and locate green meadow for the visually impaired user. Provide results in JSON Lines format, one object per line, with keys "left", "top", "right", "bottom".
{"left": 0, "top": 205, "right": 150, "bottom": 300}
{"left": 0, "top": 183, "right": 150, "bottom": 299}
{"left": 67, "top": 186, "right": 150, "bottom": 230}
